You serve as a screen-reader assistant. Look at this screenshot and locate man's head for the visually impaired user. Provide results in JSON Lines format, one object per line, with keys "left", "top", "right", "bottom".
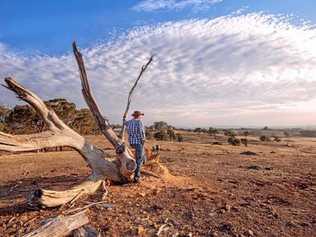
{"left": 132, "top": 110, "right": 144, "bottom": 119}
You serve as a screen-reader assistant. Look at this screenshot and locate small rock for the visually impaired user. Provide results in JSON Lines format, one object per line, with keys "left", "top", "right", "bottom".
{"left": 248, "top": 230, "right": 254, "bottom": 236}
{"left": 218, "top": 223, "right": 234, "bottom": 233}
{"left": 225, "top": 204, "right": 232, "bottom": 212}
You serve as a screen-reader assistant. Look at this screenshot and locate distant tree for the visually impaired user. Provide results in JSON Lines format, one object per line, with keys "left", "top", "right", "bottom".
{"left": 228, "top": 137, "right": 241, "bottom": 146}
{"left": 167, "top": 128, "right": 176, "bottom": 141}
{"left": 194, "top": 127, "right": 202, "bottom": 133}
{"left": 224, "top": 129, "right": 236, "bottom": 137}
{"left": 263, "top": 126, "right": 269, "bottom": 130}
{"left": 176, "top": 134, "right": 184, "bottom": 142}
{"left": 241, "top": 131, "right": 249, "bottom": 146}
{"left": 153, "top": 129, "right": 169, "bottom": 141}
{"left": 145, "top": 128, "right": 153, "bottom": 139}
{"left": 208, "top": 127, "right": 218, "bottom": 139}
{"left": 260, "top": 135, "right": 271, "bottom": 142}
{"left": 153, "top": 121, "right": 169, "bottom": 130}
{"left": 284, "top": 131, "right": 290, "bottom": 137}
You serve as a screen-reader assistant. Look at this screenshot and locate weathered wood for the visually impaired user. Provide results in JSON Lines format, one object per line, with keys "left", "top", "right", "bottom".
{"left": 72, "top": 225, "right": 100, "bottom": 237}
{"left": 72, "top": 42, "right": 136, "bottom": 178}
{"left": 0, "top": 78, "right": 122, "bottom": 207}
{"left": 23, "top": 210, "right": 89, "bottom": 237}
{"left": 119, "top": 55, "right": 153, "bottom": 142}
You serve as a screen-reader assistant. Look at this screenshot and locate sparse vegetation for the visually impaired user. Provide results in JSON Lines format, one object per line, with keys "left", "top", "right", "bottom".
{"left": 0, "top": 99, "right": 99, "bottom": 135}
{"left": 227, "top": 136, "right": 241, "bottom": 146}
{"left": 194, "top": 127, "right": 208, "bottom": 133}
{"left": 208, "top": 127, "right": 218, "bottom": 139}
{"left": 260, "top": 135, "right": 271, "bottom": 142}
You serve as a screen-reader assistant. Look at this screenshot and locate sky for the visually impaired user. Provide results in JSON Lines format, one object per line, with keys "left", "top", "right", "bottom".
{"left": 0, "top": 0, "right": 316, "bottom": 128}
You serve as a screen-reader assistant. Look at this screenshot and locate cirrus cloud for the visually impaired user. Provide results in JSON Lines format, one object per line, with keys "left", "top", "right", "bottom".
{"left": 132, "top": 0, "right": 223, "bottom": 12}
{"left": 0, "top": 13, "right": 316, "bottom": 127}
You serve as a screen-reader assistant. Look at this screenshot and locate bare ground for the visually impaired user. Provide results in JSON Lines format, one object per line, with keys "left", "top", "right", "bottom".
{"left": 0, "top": 135, "right": 315, "bottom": 236}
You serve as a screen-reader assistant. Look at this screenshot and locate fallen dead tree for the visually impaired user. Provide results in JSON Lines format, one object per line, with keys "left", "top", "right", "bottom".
{"left": 0, "top": 42, "right": 156, "bottom": 208}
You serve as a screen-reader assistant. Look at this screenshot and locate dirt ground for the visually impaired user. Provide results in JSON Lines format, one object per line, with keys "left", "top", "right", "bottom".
{"left": 0, "top": 134, "right": 315, "bottom": 236}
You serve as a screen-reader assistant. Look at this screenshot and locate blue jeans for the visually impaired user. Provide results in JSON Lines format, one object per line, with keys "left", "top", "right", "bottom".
{"left": 131, "top": 143, "right": 147, "bottom": 179}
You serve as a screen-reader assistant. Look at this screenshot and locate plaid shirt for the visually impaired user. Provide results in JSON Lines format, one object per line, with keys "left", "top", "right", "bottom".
{"left": 125, "top": 119, "right": 146, "bottom": 145}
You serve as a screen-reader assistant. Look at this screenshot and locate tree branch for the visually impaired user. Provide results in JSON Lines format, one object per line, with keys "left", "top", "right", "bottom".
{"left": 72, "top": 42, "right": 120, "bottom": 148}
{"left": 119, "top": 56, "right": 153, "bottom": 141}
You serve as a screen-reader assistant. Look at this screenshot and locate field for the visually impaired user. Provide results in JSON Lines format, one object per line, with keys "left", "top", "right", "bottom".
{"left": 0, "top": 133, "right": 315, "bottom": 236}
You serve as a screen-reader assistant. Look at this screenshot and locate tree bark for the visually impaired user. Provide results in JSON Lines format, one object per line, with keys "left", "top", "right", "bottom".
{"left": 23, "top": 210, "right": 89, "bottom": 237}
{"left": 72, "top": 225, "right": 100, "bottom": 237}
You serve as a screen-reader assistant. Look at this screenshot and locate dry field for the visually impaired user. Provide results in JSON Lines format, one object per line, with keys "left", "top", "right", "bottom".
{"left": 0, "top": 134, "right": 315, "bottom": 236}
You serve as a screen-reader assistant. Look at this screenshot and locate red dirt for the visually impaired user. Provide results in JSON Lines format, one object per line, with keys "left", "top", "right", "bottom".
{"left": 0, "top": 135, "right": 315, "bottom": 236}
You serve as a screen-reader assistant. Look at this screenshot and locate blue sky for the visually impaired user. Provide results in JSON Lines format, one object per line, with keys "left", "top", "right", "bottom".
{"left": 1, "top": 0, "right": 315, "bottom": 55}
{"left": 0, "top": 0, "right": 316, "bottom": 127}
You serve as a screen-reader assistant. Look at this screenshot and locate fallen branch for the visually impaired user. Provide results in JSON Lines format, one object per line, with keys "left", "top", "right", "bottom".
{"left": 23, "top": 210, "right": 89, "bottom": 237}
{"left": 156, "top": 224, "right": 170, "bottom": 236}
{"left": 65, "top": 200, "right": 112, "bottom": 215}
{"left": 72, "top": 225, "right": 101, "bottom": 237}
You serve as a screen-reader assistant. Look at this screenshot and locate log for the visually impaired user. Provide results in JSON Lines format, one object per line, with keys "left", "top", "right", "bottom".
{"left": 23, "top": 210, "right": 89, "bottom": 237}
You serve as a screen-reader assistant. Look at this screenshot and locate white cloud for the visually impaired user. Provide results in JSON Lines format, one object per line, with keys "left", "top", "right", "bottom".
{"left": 132, "top": 0, "right": 223, "bottom": 12}
{"left": 0, "top": 13, "right": 316, "bottom": 127}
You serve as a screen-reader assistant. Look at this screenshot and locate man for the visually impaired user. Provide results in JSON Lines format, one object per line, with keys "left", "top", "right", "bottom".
{"left": 125, "top": 110, "right": 147, "bottom": 183}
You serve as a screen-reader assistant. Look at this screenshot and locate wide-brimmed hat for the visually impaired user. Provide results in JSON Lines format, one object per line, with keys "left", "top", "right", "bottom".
{"left": 132, "top": 110, "right": 144, "bottom": 117}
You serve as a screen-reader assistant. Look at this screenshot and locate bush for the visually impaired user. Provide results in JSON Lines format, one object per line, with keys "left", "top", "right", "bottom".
{"left": 153, "top": 121, "right": 169, "bottom": 130}
{"left": 153, "top": 129, "right": 170, "bottom": 141}
{"left": 167, "top": 128, "right": 176, "bottom": 140}
{"left": 260, "top": 135, "right": 271, "bottom": 142}
{"left": 176, "top": 134, "right": 183, "bottom": 142}
{"left": 208, "top": 127, "right": 218, "bottom": 138}
{"left": 145, "top": 129, "right": 153, "bottom": 139}
{"left": 241, "top": 138, "right": 248, "bottom": 147}
{"left": 224, "top": 129, "right": 236, "bottom": 137}
{"left": 273, "top": 136, "right": 281, "bottom": 142}
{"left": 228, "top": 137, "right": 241, "bottom": 146}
